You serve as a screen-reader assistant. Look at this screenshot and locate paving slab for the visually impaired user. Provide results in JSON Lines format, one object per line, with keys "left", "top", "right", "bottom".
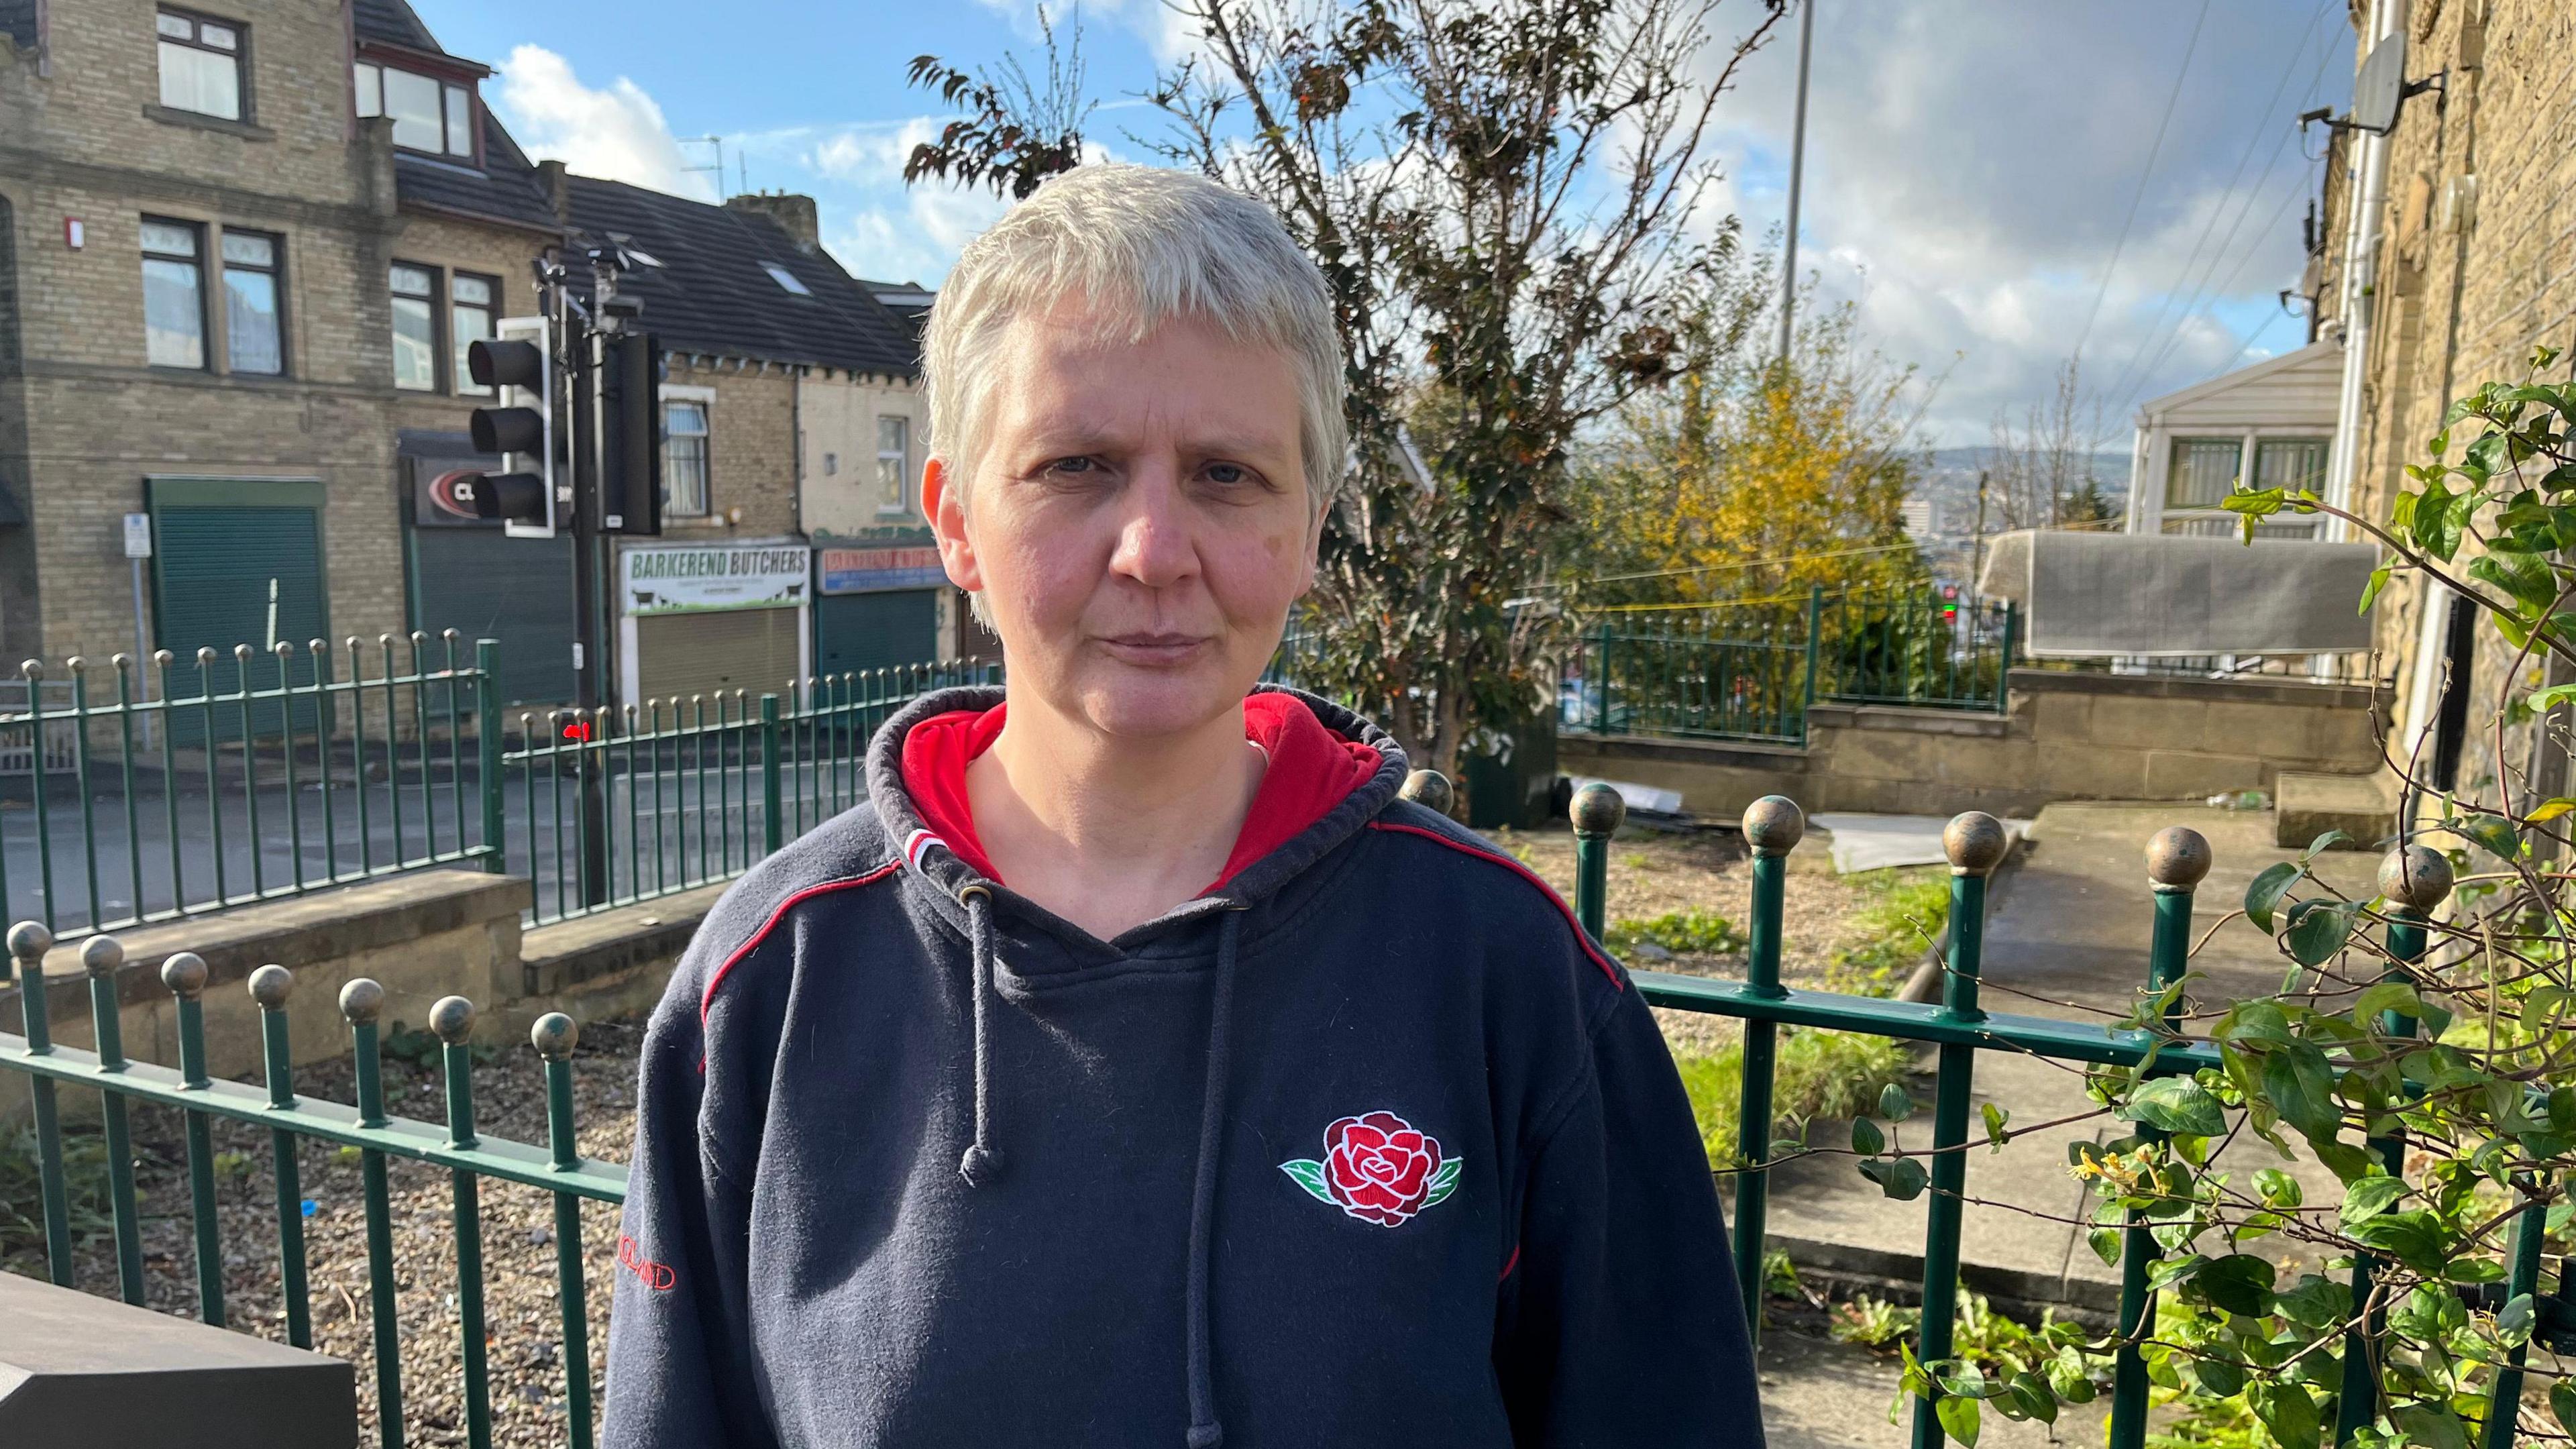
{"left": 1756, "top": 1326, "right": 2108, "bottom": 1448}
{"left": 1755, "top": 801, "right": 2385, "bottom": 1311}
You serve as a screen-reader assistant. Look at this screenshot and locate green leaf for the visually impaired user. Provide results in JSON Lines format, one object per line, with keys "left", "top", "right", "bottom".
{"left": 2192, "top": 1356, "right": 2246, "bottom": 1397}
{"left": 2007, "top": 1372, "right": 2056, "bottom": 1426}
{"left": 2303, "top": 829, "right": 2352, "bottom": 859}
{"left": 2528, "top": 795, "right": 2576, "bottom": 821}
{"left": 1880, "top": 1083, "right": 1915, "bottom": 1123}
{"left": 2349, "top": 1209, "right": 2449, "bottom": 1273}
{"left": 2120, "top": 1077, "right": 2226, "bottom": 1137}
{"left": 2339, "top": 1175, "right": 2410, "bottom": 1226}
{"left": 1278, "top": 1159, "right": 1334, "bottom": 1204}
{"left": 2255, "top": 1168, "right": 2304, "bottom": 1208}
{"left": 2498, "top": 1292, "right": 2536, "bottom": 1344}
{"left": 2284, "top": 900, "right": 2357, "bottom": 965}
{"left": 2194, "top": 1254, "right": 2277, "bottom": 1317}
{"left": 1935, "top": 1393, "right": 1981, "bottom": 1447}
{"left": 2088, "top": 1227, "right": 2121, "bottom": 1267}
{"left": 1981, "top": 1102, "right": 2009, "bottom": 1150}
{"left": 2457, "top": 812, "right": 2522, "bottom": 861}
{"left": 2387, "top": 1405, "right": 2469, "bottom": 1449}
{"left": 2275, "top": 1275, "right": 2348, "bottom": 1328}
{"left": 1852, "top": 1118, "right": 1885, "bottom": 1156}
{"left": 1859, "top": 1156, "right": 1929, "bottom": 1201}
{"left": 2249, "top": 1380, "right": 2322, "bottom": 1449}
{"left": 2352, "top": 981, "right": 2424, "bottom": 1025}
{"left": 2245, "top": 862, "right": 2299, "bottom": 932}
{"left": 2359, "top": 562, "right": 2392, "bottom": 615}
{"left": 2526, "top": 685, "right": 2576, "bottom": 716}
{"left": 2552, "top": 1379, "right": 2576, "bottom": 1439}
{"left": 1421, "top": 1157, "right": 1462, "bottom": 1208}
{"left": 2263, "top": 1042, "right": 2344, "bottom": 1144}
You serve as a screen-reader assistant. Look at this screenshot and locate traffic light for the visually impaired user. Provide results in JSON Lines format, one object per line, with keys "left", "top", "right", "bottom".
{"left": 1940, "top": 582, "right": 1960, "bottom": 626}
{"left": 466, "top": 317, "right": 556, "bottom": 539}
{"left": 596, "top": 332, "right": 662, "bottom": 535}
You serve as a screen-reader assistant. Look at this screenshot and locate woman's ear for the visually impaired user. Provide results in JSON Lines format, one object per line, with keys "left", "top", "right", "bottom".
{"left": 923, "top": 456, "right": 983, "bottom": 594}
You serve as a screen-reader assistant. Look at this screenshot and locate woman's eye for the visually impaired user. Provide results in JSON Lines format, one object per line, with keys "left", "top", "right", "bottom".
{"left": 1205, "top": 463, "right": 1246, "bottom": 485}
{"left": 1046, "top": 456, "right": 1094, "bottom": 476}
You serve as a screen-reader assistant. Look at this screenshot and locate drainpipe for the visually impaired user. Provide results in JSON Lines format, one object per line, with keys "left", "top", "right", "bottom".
{"left": 2321, "top": 0, "right": 2404, "bottom": 542}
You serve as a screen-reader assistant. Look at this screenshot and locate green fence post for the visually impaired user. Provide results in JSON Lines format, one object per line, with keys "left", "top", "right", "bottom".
{"left": 341, "top": 979, "right": 405, "bottom": 1449}
{"left": 534, "top": 1013, "right": 598, "bottom": 1449}
{"left": 761, "top": 692, "right": 784, "bottom": 857}
{"left": 477, "top": 639, "right": 504, "bottom": 874}
{"left": 2481, "top": 1167, "right": 2549, "bottom": 1449}
{"left": 1733, "top": 797, "right": 1804, "bottom": 1338}
{"left": 433, "top": 994, "right": 495, "bottom": 1449}
{"left": 1994, "top": 602, "right": 2019, "bottom": 714}
{"left": 1801, "top": 584, "right": 1823, "bottom": 741}
{"left": 6, "top": 920, "right": 74, "bottom": 1286}
{"left": 80, "top": 932, "right": 147, "bottom": 1304}
{"left": 1913, "top": 812, "right": 2008, "bottom": 1449}
{"left": 1570, "top": 782, "right": 1623, "bottom": 943}
{"left": 2108, "top": 826, "right": 2212, "bottom": 1449}
{"left": 2336, "top": 845, "right": 2452, "bottom": 1443}
{"left": 164, "top": 949, "right": 225, "bottom": 1325}
{"left": 250, "top": 963, "right": 313, "bottom": 1349}
{"left": 1594, "top": 621, "right": 1613, "bottom": 736}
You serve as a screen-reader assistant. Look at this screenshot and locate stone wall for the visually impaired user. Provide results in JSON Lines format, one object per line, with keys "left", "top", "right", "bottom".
{"left": 1561, "top": 669, "right": 2389, "bottom": 822}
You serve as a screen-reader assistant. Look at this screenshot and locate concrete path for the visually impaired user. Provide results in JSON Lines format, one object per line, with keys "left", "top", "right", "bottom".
{"left": 1750, "top": 802, "right": 2385, "bottom": 1432}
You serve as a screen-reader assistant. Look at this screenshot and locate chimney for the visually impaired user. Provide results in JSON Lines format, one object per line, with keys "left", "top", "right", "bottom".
{"left": 725, "top": 192, "right": 819, "bottom": 254}
{"left": 538, "top": 159, "right": 571, "bottom": 226}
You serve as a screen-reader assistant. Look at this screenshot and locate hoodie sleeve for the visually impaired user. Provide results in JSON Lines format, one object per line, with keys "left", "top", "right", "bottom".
{"left": 1495, "top": 983, "right": 1766, "bottom": 1448}
{"left": 602, "top": 969, "right": 777, "bottom": 1449}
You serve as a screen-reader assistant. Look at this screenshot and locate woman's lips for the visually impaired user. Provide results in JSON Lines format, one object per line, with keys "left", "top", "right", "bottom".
{"left": 1097, "top": 633, "right": 1212, "bottom": 665}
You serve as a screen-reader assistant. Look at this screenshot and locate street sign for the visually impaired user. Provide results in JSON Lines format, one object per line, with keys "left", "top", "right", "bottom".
{"left": 122, "top": 513, "right": 152, "bottom": 559}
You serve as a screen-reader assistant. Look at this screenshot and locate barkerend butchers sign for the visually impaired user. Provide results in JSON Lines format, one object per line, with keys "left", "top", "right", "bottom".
{"left": 622, "top": 544, "right": 810, "bottom": 616}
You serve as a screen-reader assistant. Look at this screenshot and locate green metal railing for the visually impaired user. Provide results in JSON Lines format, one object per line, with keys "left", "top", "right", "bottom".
{"left": 1564, "top": 584, "right": 2019, "bottom": 745}
{"left": 2, "top": 634, "right": 496, "bottom": 937}
{"left": 499, "top": 660, "right": 1000, "bottom": 925}
{"left": 1567, "top": 783, "right": 2549, "bottom": 1449}
{"left": 2, "top": 919, "right": 625, "bottom": 1449}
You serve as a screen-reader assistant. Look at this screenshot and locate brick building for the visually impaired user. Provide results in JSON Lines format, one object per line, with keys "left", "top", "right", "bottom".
{"left": 2312, "top": 0, "right": 2576, "bottom": 808}
{"left": 0, "top": 0, "right": 937, "bottom": 727}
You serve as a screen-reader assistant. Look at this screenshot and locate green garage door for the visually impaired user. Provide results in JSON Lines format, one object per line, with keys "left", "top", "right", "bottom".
{"left": 148, "top": 479, "right": 329, "bottom": 743}
{"left": 815, "top": 589, "right": 940, "bottom": 680}
{"left": 409, "top": 527, "right": 576, "bottom": 707}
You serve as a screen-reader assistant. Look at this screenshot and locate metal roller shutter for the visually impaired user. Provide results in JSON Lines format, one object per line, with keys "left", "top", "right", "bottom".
{"left": 636, "top": 608, "right": 803, "bottom": 709}
{"left": 814, "top": 589, "right": 939, "bottom": 678}
{"left": 409, "top": 529, "right": 576, "bottom": 707}
{"left": 148, "top": 485, "right": 328, "bottom": 743}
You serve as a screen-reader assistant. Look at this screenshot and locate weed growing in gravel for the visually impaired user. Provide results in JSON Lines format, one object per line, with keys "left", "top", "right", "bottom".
{"left": 1, "top": 1121, "right": 115, "bottom": 1270}
{"left": 1827, "top": 869, "right": 1951, "bottom": 996}
{"left": 1671, "top": 1028, "right": 1913, "bottom": 1169}
{"left": 1606, "top": 908, "right": 1746, "bottom": 960}
{"left": 1829, "top": 1290, "right": 2107, "bottom": 1428}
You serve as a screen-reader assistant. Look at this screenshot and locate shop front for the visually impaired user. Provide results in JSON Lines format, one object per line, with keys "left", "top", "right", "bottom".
{"left": 813, "top": 541, "right": 947, "bottom": 678}
{"left": 617, "top": 541, "right": 812, "bottom": 709}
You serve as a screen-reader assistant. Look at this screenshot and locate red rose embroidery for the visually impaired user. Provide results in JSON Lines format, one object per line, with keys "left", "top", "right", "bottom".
{"left": 1281, "top": 1111, "right": 1461, "bottom": 1226}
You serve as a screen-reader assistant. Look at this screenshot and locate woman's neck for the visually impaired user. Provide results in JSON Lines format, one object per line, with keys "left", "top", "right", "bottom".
{"left": 967, "top": 693, "right": 1265, "bottom": 939}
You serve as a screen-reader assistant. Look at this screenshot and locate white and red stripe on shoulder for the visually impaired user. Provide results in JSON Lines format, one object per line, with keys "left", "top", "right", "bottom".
{"left": 698, "top": 860, "right": 902, "bottom": 1026}
{"left": 1364, "top": 820, "right": 1622, "bottom": 987}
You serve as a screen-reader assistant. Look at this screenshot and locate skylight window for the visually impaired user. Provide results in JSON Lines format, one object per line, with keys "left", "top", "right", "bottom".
{"left": 763, "top": 262, "right": 812, "bottom": 297}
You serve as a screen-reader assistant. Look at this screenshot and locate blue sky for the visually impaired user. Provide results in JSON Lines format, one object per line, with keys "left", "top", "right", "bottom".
{"left": 415, "top": 0, "right": 2352, "bottom": 447}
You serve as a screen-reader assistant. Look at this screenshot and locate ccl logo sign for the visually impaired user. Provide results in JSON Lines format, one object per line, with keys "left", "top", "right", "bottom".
{"left": 423, "top": 468, "right": 486, "bottom": 523}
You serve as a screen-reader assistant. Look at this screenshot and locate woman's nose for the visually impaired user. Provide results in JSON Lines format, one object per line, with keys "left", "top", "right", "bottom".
{"left": 1110, "top": 474, "right": 1198, "bottom": 588}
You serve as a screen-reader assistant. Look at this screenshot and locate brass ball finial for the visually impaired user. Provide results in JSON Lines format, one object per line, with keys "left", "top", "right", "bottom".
{"left": 338, "top": 978, "right": 386, "bottom": 1025}
{"left": 1570, "top": 782, "right": 1626, "bottom": 839}
{"left": 8, "top": 920, "right": 54, "bottom": 963}
{"left": 1741, "top": 796, "right": 1805, "bottom": 857}
{"left": 160, "top": 951, "right": 209, "bottom": 1000}
{"left": 1397, "top": 769, "right": 1454, "bottom": 816}
{"left": 2145, "top": 826, "right": 2213, "bottom": 891}
{"left": 429, "top": 995, "right": 476, "bottom": 1045}
{"left": 2379, "top": 845, "right": 2455, "bottom": 914}
{"left": 248, "top": 963, "right": 294, "bottom": 1010}
{"left": 530, "top": 1012, "right": 580, "bottom": 1061}
{"left": 80, "top": 934, "right": 124, "bottom": 978}
{"left": 1944, "top": 812, "right": 2010, "bottom": 876}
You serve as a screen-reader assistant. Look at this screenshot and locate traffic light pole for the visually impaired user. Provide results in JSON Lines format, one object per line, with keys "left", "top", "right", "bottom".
{"left": 567, "top": 317, "right": 611, "bottom": 910}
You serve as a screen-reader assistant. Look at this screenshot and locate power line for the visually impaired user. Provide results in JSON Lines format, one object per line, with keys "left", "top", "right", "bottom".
{"left": 2069, "top": 0, "right": 2214, "bottom": 366}
{"left": 2099, "top": 0, "right": 2334, "bottom": 410}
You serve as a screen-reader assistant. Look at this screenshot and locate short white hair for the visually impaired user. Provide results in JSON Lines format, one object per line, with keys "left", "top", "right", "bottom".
{"left": 922, "top": 165, "right": 1346, "bottom": 514}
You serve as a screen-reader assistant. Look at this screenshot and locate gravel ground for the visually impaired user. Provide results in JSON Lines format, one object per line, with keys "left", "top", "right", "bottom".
{"left": 5, "top": 822, "right": 1911, "bottom": 1447}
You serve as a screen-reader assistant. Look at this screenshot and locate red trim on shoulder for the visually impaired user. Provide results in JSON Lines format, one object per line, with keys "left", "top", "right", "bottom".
{"left": 1498, "top": 1244, "right": 1522, "bottom": 1282}
{"left": 698, "top": 861, "right": 902, "bottom": 1027}
{"left": 1365, "top": 821, "right": 1622, "bottom": 987}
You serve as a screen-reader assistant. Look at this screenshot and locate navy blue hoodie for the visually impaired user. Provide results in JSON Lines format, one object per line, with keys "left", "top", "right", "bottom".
{"left": 604, "top": 686, "right": 1763, "bottom": 1447}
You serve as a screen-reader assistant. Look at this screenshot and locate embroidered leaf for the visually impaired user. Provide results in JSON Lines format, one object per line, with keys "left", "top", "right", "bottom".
{"left": 1421, "top": 1157, "right": 1463, "bottom": 1208}
{"left": 1279, "top": 1159, "right": 1335, "bottom": 1204}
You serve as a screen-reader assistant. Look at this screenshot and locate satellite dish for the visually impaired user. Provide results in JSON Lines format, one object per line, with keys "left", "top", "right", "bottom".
{"left": 2352, "top": 32, "right": 2408, "bottom": 133}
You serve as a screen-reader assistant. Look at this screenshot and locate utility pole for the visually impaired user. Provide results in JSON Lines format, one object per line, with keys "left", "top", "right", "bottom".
{"left": 1773, "top": 0, "right": 1816, "bottom": 368}
{"left": 1970, "top": 470, "right": 1990, "bottom": 588}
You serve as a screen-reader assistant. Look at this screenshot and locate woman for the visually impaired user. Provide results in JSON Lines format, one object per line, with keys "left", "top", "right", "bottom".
{"left": 605, "top": 164, "right": 1762, "bottom": 1448}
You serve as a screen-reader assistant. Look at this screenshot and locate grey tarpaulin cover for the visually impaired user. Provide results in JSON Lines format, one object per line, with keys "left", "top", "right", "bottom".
{"left": 1975, "top": 529, "right": 2380, "bottom": 657}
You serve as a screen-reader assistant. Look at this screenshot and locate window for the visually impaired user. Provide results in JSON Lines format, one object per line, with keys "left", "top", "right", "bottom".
{"left": 2165, "top": 437, "right": 2244, "bottom": 511}
{"left": 140, "top": 219, "right": 206, "bottom": 369}
{"left": 451, "top": 273, "right": 496, "bottom": 396}
{"left": 762, "top": 262, "right": 812, "bottom": 296}
{"left": 220, "top": 229, "right": 282, "bottom": 375}
{"left": 875, "top": 416, "right": 910, "bottom": 514}
{"left": 2254, "top": 437, "right": 2330, "bottom": 494}
{"left": 157, "top": 9, "right": 243, "bottom": 121}
{"left": 665, "top": 400, "right": 711, "bottom": 517}
{"left": 352, "top": 61, "right": 477, "bottom": 158}
{"left": 390, "top": 262, "right": 437, "bottom": 390}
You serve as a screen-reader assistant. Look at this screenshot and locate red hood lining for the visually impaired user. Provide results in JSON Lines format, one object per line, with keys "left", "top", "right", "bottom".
{"left": 898, "top": 693, "right": 1385, "bottom": 897}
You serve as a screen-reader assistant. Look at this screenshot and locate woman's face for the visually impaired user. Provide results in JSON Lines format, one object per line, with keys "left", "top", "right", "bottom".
{"left": 926, "top": 299, "right": 1320, "bottom": 741}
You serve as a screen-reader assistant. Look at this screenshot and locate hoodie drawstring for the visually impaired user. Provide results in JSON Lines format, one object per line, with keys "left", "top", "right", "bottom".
{"left": 957, "top": 886, "right": 1004, "bottom": 1187}
{"left": 1183, "top": 911, "right": 1244, "bottom": 1449}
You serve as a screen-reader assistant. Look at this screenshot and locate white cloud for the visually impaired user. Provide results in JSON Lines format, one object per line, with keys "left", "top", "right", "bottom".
{"left": 491, "top": 46, "right": 715, "bottom": 203}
